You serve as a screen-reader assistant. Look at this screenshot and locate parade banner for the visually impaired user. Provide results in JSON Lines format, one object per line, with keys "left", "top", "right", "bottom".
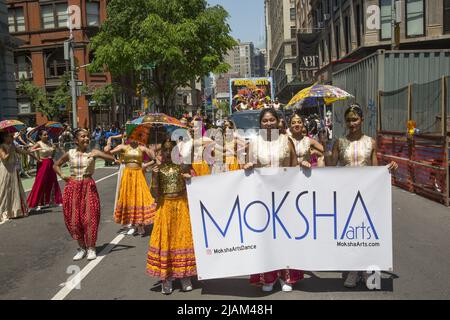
{"left": 186, "top": 167, "right": 393, "bottom": 280}
{"left": 229, "top": 77, "right": 274, "bottom": 112}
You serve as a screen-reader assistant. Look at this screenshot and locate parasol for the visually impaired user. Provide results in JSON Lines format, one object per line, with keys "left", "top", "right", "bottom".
{"left": 0, "top": 120, "right": 26, "bottom": 134}
{"left": 286, "top": 84, "right": 354, "bottom": 110}
{"left": 27, "top": 121, "right": 64, "bottom": 141}
{"left": 126, "top": 113, "right": 187, "bottom": 145}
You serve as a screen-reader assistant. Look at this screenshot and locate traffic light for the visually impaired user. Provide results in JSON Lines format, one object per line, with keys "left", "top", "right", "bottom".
{"left": 144, "top": 98, "right": 149, "bottom": 110}
{"left": 136, "top": 84, "right": 142, "bottom": 96}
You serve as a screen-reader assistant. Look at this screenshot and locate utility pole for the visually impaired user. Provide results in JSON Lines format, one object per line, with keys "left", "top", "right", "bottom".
{"left": 65, "top": 11, "right": 78, "bottom": 129}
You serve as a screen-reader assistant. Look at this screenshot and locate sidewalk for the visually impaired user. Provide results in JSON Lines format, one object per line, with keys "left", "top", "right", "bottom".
{"left": 21, "top": 160, "right": 112, "bottom": 191}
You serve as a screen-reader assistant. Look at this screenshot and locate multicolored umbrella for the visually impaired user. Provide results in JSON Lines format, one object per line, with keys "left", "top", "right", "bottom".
{"left": 27, "top": 121, "right": 64, "bottom": 141}
{"left": 286, "top": 84, "right": 354, "bottom": 109}
{"left": 0, "top": 120, "right": 26, "bottom": 133}
{"left": 126, "top": 113, "right": 187, "bottom": 145}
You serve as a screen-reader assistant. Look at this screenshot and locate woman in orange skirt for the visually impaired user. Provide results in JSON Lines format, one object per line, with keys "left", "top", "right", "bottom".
{"left": 146, "top": 140, "right": 196, "bottom": 294}
{"left": 109, "top": 139, "right": 157, "bottom": 236}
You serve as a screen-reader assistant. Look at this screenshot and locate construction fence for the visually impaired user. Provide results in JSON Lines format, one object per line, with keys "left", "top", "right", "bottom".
{"left": 377, "top": 76, "right": 450, "bottom": 206}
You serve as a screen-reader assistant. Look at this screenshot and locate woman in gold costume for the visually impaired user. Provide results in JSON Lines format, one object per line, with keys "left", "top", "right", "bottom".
{"left": 146, "top": 140, "right": 196, "bottom": 295}
{"left": 110, "top": 139, "right": 157, "bottom": 236}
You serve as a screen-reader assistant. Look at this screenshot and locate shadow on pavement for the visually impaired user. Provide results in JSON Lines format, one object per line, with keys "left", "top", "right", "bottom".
{"left": 193, "top": 271, "right": 396, "bottom": 297}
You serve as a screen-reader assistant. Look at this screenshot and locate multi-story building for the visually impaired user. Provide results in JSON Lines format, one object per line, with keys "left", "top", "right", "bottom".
{"left": 309, "top": 0, "right": 450, "bottom": 83}
{"left": 224, "top": 41, "right": 256, "bottom": 78}
{"left": 214, "top": 72, "right": 239, "bottom": 103}
{"left": 254, "top": 48, "right": 267, "bottom": 77}
{"left": 265, "top": 0, "right": 301, "bottom": 102}
{"left": 0, "top": 0, "right": 18, "bottom": 120}
{"left": 6, "top": 0, "right": 114, "bottom": 128}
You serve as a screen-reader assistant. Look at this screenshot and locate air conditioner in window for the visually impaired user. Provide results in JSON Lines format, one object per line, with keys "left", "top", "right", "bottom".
{"left": 324, "top": 13, "right": 331, "bottom": 21}
{"left": 318, "top": 21, "right": 324, "bottom": 28}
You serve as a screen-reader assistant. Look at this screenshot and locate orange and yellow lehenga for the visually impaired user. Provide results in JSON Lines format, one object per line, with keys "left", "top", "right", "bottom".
{"left": 146, "top": 163, "right": 197, "bottom": 280}
{"left": 114, "top": 145, "right": 156, "bottom": 226}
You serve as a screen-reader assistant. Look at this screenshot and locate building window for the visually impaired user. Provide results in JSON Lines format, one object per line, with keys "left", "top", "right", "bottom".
{"left": 380, "top": 0, "right": 392, "bottom": 40}
{"left": 41, "top": 3, "right": 68, "bottom": 29}
{"left": 445, "top": 0, "right": 450, "bottom": 34}
{"left": 344, "top": 16, "right": 351, "bottom": 54}
{"left": 406, "top": 0, "right": 425, "bottom": 37}
{"left": 320, "top": 40, "right": 325, "bottom": 64}
{"left": 15, "top": 55, "right": 32, "bottom": 80}
{"left": 290, "top": 7, "right": 296, "bottom": 21}
{"left": 292, "top": 44, "right": 297, "bottom": 56}
{"left": 291, "top": 26, "right": 296, "bottom": 39}
{"left": 45, "top": 48, "right": 69, "bottom": 78}
{"left": 87, "top": 2, "right": 100, "bottom": 27}
{"left": 8, "top": 7, "right": 25, "bottom": 33}
{"left": 335, "top": 22, "right": 340, "bottom": 59}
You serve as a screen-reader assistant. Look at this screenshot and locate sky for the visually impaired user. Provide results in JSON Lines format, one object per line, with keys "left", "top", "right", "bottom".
{"left": 207, "top": 0, "right": 266, "bottom": 49}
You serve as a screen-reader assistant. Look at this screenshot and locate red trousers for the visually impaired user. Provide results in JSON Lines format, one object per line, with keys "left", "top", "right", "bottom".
{"left": 250, "top": 269, "right": 304, "bottom": 285}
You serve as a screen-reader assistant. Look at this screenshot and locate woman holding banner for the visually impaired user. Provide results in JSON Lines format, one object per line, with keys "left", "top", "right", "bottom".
{"left": 146, "top": 140, "right": 197, "bottom": 295}
{"left": 243, "top": 108, "right": 304, "bottom": 293}
{"left": 288, "top": 112, "right": 324, "bottom": 169}
{"left": 324, "top": 103, "right": 397, "bottom": 288}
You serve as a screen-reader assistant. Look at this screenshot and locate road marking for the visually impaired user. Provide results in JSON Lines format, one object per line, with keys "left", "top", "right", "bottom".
{"left": 51, "top": 234, "right": 125, "bottom": 300}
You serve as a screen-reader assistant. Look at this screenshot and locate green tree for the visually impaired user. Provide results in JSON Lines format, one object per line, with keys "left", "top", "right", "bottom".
{"left": 90, "top": 84, "right": 116, "bottom": 112}
{"left": 18, "top": 73, "right": 72, "bottom": 120}
{"left": 89, "top": 0, "right": 236, "bottom": 113}
{"left": 215, "top": 100, "right": 230, "bottom": 117}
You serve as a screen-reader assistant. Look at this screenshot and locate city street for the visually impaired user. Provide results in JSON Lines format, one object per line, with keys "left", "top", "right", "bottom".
{"left": 1, "top": 165, "right": 449, "bottom": 300}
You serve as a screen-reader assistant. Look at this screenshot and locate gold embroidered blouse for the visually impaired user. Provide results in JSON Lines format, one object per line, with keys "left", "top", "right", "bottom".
{"left": 158, "top": 163, "right": 186, "bottom": 195}
{"left": 338, "top": 135, "right": 373, "bottom": 167}
{"left": 122, "top": 145, "right": 143, "bottom": 165}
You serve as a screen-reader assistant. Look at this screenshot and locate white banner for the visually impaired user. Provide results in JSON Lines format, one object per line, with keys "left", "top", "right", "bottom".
{"left": 186, "top": 167, "right": 393, "bottom": 281}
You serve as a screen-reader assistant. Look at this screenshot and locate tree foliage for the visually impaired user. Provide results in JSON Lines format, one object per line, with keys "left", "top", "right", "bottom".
{"left": 89, "top": 0, "right": 236, "bottom": 112}
{"left": 18, "top": 73, "right": 72, "bottom": 120}
{"left": 90, "top": 84, "right": 117, "bottom": 112}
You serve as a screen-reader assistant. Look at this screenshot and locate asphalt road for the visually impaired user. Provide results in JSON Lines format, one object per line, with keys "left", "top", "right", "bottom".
{"left": 1, "top": 166, "right": 449, "bottom": 300}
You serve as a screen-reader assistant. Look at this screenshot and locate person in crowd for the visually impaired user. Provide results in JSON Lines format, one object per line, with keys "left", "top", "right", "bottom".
{"left": 92, "top": 126, "right": 104, "bottom": 150}
{"left": 27, "top": 130, "right": 63, "bottom": 211}
{"left": 104, "top": 125, "right": 119, "bottom": 166}
{"left": 289, "top": 112, "right": 324, "bottom": 169}
{"left": 59, "top": 124, "right": 74, "bottom": 152}
{"left": 272, "top": 98, "right": 281, "bottom": 110}
{"left": 14, "top": 129, "right": 31, "bottom": 178}
{"left": 324, "top": 103, "right": 398, "bottom": 288}
{"left": 243, "top": 108, "right": 303, "bottom": 292}
{"left": 209, "top": 119, "right": 243, "bottom": 174}
{"left": 53, "top": 128, "right": 117, "bottom": 261}
{"left": 146, "top": 140, "right": 196, "bottom": 294}
{"left": 0, "top": 131, "right": 31, "bottom": 223}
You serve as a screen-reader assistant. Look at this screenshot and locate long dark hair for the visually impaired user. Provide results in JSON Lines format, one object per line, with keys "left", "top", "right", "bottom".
{"left": 259, "top": 108, "right": 279, "bottom": 128}
{"left": 289, "top": 110, "right": 306, "bottom": 126}
{"left": 0, "top": 131, "right": 9, "bottom": 144}
{"left": 37, "top": 129, "right": 47, "bottom": 141}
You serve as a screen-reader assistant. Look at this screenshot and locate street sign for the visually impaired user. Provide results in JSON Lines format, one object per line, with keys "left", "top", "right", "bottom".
{"left": 142, "top": 63, "right": 156, "bottom": 70}
{"left": 75, "top": 80, "right": 83, "bottom": 86}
